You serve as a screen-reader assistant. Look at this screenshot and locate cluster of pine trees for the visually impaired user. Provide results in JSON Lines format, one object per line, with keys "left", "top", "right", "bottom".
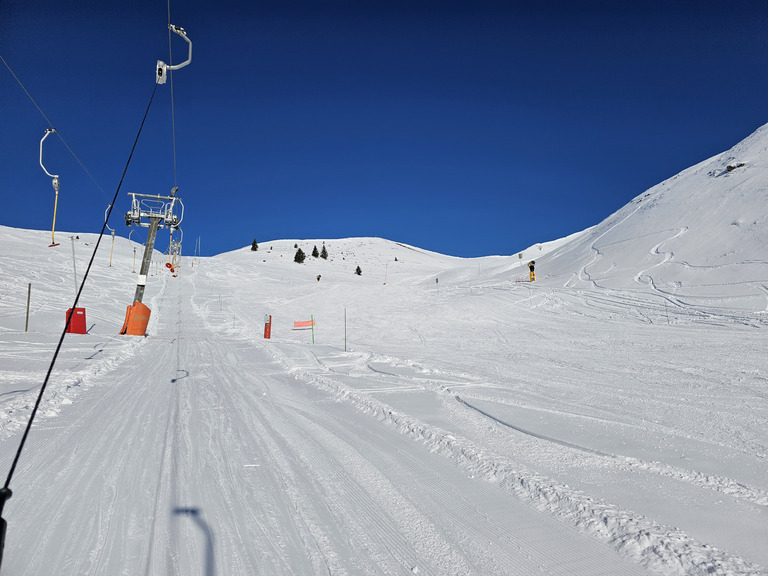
{"left": 293, "top": 243, "right": 328, "bottom": 263}
{"left": 251, "top": 239, "right": 361, "bottom": 275}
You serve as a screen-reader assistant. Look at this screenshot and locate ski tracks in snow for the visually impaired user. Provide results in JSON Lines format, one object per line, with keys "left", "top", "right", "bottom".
{"left": 633, "top": 227, "right": 689, "bottom": 289}
{"left": 455, "top": 395, "right": 768, "bottom": 508}
{"left": 260, "top": 345, "right": 652, "bottom": 576}
{"left": 268, "top": 344, "right": 767, "bottom": 576}
{"left": 2, "top": 243, "right": 765, "bottom": 575}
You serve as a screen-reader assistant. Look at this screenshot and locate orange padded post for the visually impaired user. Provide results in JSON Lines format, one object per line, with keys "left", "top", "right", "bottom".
{"left": 119, "top": 301, "right": 151, "bottom": 336}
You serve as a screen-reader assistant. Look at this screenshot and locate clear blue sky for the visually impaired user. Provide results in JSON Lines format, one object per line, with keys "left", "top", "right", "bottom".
{"left": 2, "top": 0, "right": 768, "bottom": 257}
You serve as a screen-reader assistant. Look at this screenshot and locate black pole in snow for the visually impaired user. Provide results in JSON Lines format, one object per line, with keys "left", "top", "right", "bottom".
{"left": 0, "top": 487, "right": 11, "bottom": 566}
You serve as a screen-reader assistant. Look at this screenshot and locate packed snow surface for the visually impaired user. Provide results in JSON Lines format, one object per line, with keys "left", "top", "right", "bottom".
{"left": 1, "top": 125, "right": 768, "bottom": 575}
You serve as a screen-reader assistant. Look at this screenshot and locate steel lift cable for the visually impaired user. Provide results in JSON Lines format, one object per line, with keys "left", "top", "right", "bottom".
{"left": 168, "top": 0, "right": 179, "bottom": 188}
{"left": 1, "top": 54, "right": 110, "bottom": 202}
{"left": 0, "top": 81, "right": 160, "bottom": 570}
{"left": 0, "top": 13, "right": 192, "bottom": 567}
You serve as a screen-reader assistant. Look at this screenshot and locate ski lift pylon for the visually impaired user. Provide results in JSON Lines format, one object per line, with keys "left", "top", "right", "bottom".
{"left": 123, "top": 188, "right": 183, "bottom": 308}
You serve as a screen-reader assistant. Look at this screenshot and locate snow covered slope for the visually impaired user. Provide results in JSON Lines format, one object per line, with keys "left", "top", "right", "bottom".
{"left": 0, "top": 124, "right": 767, "bottom": 576}
{"left": 542, "top": 123, "right": 768, "bottom": 315}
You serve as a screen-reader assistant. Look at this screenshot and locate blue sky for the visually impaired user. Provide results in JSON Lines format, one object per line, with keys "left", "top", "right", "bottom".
{"left": 2, "top": 0, "right": 768, "bottom": 257}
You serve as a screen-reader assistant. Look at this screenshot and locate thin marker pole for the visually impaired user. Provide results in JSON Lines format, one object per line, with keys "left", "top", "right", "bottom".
{"left": 70, "top": 237, "right": 78, "bottom": 298}
{"left": 109, "top": 230, "right": 115, "bottom": 267}
{"left": 25, "top": 284, "right": 31, "bottom": 332}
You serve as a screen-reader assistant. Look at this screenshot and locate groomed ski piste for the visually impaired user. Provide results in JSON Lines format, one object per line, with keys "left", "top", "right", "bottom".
{"left": 1, "top": 125, "right": 767, "bottom": 575}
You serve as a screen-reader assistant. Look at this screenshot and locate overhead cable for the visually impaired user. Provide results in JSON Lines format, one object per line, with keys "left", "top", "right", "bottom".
{"left": 0, "top": 81, "right": 160, "bottom": 569}
{"left": 1, "top": 54, "right": 109, "bottom": 201}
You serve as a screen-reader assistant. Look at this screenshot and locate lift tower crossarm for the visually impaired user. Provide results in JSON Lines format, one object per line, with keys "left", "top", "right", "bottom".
{"left": 124, "top": 192, "right": 183, "bottom": 229}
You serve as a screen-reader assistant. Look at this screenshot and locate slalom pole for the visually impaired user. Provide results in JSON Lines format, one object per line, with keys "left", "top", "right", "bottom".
{"left": 311, "top": 314, "right": 315, "bottom": 345}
